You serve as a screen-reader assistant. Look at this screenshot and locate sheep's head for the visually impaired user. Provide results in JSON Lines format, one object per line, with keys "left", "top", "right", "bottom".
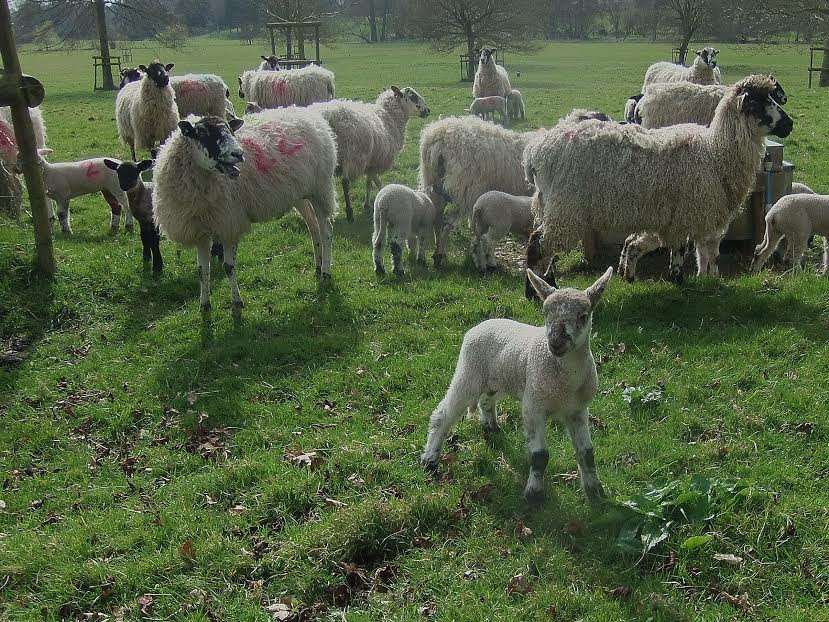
{"left": 390, "top": 85, "right": 430, "bottom": 118}
{"left": 139, "top": 60, "right": 174, "bottom": 88}
{"left": 527, "top": 267, "right": 613, "bottom": 357}
{"left": 734, "top": 75, "right": 793, "bottom": 138}
{"left": 119, "top": 67, "right": 143, "bottom": 89}
{"left": 768, "top": 75, "right": 787, "bottom": 106}
{"left": 260, "top": 54, "right": 281, "bottom": 70}
{"left": 695, "top": 47, "right": 719, "bottom": 68}
{"left": 245, "top": 102, "right": 263, "bottom": 114}
{"left": 178, "top": 116, "right": 245, "bottom": 178}
{"left": 479, "top": 47, "right": 495, "bottom": 65}
{"left": 104, "top": 158, "right": 153, "bottom": 192}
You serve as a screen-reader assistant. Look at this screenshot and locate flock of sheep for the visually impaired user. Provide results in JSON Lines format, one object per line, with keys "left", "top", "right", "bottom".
{"left": 1, "top": 45, "right": 826, "bottom": 502}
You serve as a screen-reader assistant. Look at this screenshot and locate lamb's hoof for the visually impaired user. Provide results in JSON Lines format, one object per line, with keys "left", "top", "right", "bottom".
{"left": 668, "top": 272, "right": 684, "bottom": 285}
{"left": 486, "top": 265, "right": 499, "bottom": 274}
{"left": 61, "top": 229, "right": 73, "bottom": 237}
{"left": 393, "top": 268, "right": 405, "bottom": 278}
{"left": 375, "top": 265, "right": 385, "bottom": 275}
{"left": 319, "top": 272, "right": 332, "bottom": 283}
{"left": 584, "top": 482, "right": 606, "bottom": 505}
{"left": 481, "top": 421, "right": 500, "bottom": 438}
{"left": 200, "top": 302, "right": 212, "bottom": 313}
{"left": 125, "top": 224, "right": 134, "bottom": 234}
{"left": 109, "top": 227, "right": 119, "bottom": 236}
{"left": 232, "top": 300, "right": 245, "bottom": 310}
{"left": 524, "top": 487, "right": 545, "bottom": 506}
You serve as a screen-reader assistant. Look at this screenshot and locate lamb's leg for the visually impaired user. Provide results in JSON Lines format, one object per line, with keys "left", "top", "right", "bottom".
{"left": 522, "top": 402, "right": 548, "bottom": 504}
{"left": 565, "top": 409, "right": 605, "bottom": 504}
{"left": 341, "top": 177, "right": 354, "bottom": 223}
{"left": 668, "top": 245, "right": 685, "bottom": 284}
{"left": 372, "top": 212, "right": 386, "bottom": 274}
{"left": 477, "top": 392, "right": 499, "bottom": 435}
{"left": 421, "top": 380, "right": 478, "bottom": 469}
{"left": 151, "top": 225, "right": 163, "bottom": 274}
{"left": 56, "top": 199, "right": 72, "bottom": 235}
{"left": 122, "top": 198, "right": 134, "bottom": 233}
{"left": 390, "top": 229, "right": 405, "bottom": 277}
{"left": 789, "top": 237, "right": 807, "bottom": 272}
{"left": 222, "top": 242, "right": 244, "bottom": 310}
{"left": 822, "top": 237, "right": 828, "bottom": 276}
{"left": 364, "top": 175, "right": 380, "bottom": 216}
{"left": 696, "top": 234, "right": 721, "bottom": 277}
{"left": 416, "top": 234, "right": 428, "bottom": 265}
{"left": 525, "top": 228, "right": 544, "bottom": 299}
{"left": 196, "top": 239, "right": 212, "bottom": 312}
{"left": 101, "top": 190, "right": 121, "bottom": 234}
{"left": 407, "top": 236, "right": 419, "bottom": 266}
{"left": 470, "top": 227, "right": 487, "bottom": 272}
{"left": 319, "top": 216, "right": 334, "bottom": 279}
{"left": 139, "top": 222, "right": 152, "bottom": 264}
{"left": 618, "top": 234, "right": 634, "bottom": 280}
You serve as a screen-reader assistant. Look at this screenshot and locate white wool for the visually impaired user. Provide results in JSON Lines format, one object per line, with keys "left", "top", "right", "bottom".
{"left": 473, "top": 55, "right": 511, "bottom": 99}
{"left": 637, "top": 81, "right": 729, "bottom": 129}
{"left": 470, "top": 190, "right": 534, "bottom": 271}
{"left": 171, "top": 74, "right": 230, "bottom": 118}
{"left": 115, "top": 76, "right": 179, "bottom": 157}
{"left": 467, "top": 96, "right": 508, "bottom": 125}
{"left": 642, "top": 52, "right": 718, "bottom": 90}
{"left": 506, "top": 90, "right": 525, "bottom": 121}
{"left": 238, "top": 65, "right": 335, "bottom": 109}
{"left": 372, "top": 183, "right": 437, "bottom": 274}
{"left": 0, "top": 106, "right": 47, "bottom": 168}
{"left": 753, "top": 193, "right": 829, "bottom": 275}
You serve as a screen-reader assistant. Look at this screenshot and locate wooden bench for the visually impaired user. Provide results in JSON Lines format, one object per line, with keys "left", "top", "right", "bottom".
{"left": 93, "top": 55, "right": 122, "bottom": 90}
{"left": 808, "top": 47, "right": 827, "bottom": 88}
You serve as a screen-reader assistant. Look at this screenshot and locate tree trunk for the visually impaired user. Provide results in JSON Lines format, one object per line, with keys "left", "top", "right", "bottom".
{"left": 368, "top": 0, "right": 378, "bottom": 43}
{"left": 380, "top": 0, "right": 390, "bottom": 42}
{"left": 94, "top": 0, "right": 115, "bottom": 90}
{"left": 821, "top": 38, "right": 829, "bottom": 87}
{"left": 677, "top": 32, "right": 691, "bottom": 65}
{"left": 466, "top": 29, "right": 476, "bottom": 81}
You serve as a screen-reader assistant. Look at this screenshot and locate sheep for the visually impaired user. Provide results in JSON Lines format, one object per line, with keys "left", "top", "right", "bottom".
{"left": 119, "top": 67, "right": 143, "bottom": 89}
{"left": 752, "top": 193, "right": 829, "bottom": 275}
{"left": 421, "top": 266, "right": 614, "bottom": 504}
{"left": 467, "top": 96, "right": 508, "bottom": 125}
{"left": 152, "top": 112, "right": 338, "bottom": 312}
{"left": 642, "top": 47, "right": 720, "bottom": 90}
{"left": 259, "top": 54, "right": 281, "bottom": 71}
{"left": 473, "top": 47, "right": 511, "bottom": 99}
{"left": 506, "top": 89, "right": 525, "bottom": 121}
{"left": 309, "top": 86, "right": 430, "bottom": 222}
{"left": 524, "top": 75, "right": 794, "bottom": 286}
{"left": 617, "top": 231, "right": 723, "bottom": 281}
{"left": 791, "top": 182, "right": 815, "bottom": 195}
{"left": 171, "top": 74, "right": 231, "bottom": 119}
{"left": 37, "top": 152, "right": 132, "bottom": 235}
{"left": 237, "top": 65, "right": 335, "bottom": 109}
{"left": 371, "top": 183, "right": 437, "bottom": 276}
{"left": 0, "top": 105, "right": 47, "bottom": 169}
{"left": 104, "top": 158, "right": 162, "bottom": 274}
{"left": 470, "top": 191, "right": 534, "bottom": 272}
{"left": 623, "top": 93, "right": 644, "bottom": 123}
{"left": 115, "top": 60, "right": 179, "bottom": 161}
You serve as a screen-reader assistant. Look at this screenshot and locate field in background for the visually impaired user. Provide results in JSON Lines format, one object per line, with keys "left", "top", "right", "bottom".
{"left": 1, "top": 39, "right": 828, "bottom": 621}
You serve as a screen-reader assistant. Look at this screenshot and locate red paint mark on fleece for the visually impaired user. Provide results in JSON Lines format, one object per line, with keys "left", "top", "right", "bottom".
{"left": 272, "top": 78, "right": 288, "bottom": 99}
{"left": 0, "top": 121, "right": 16, "bottom": 160}
{"left": 83, "top": 161, "right": 101, "bottom": 180}
{"left": 240, "top": 125, "right": 305, "bottom": 174}
{"left": 177, "top": 80, "right": 208, "bottom": 97}
{"left": 240, "top": 137, "right": 278, "bottom": 174}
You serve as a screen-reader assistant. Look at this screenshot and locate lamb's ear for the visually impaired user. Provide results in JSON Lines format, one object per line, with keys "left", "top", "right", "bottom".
{"left": 228, "top": 118, "right": 244, "bottom": 133}
{"left": 165, "top": 63, "right": 174, "bottom": 71}
{"left": 585, "top": 267, "right": 613, "bottom": 307}
{"left": 713, "top": 48, "right": 719, "bottom": 55}
{"left": 261, "top": 55, "right": 268, "bottom": 62}
{"left": 103, "top": 158, "right": 119, "bottom": 171}
{"left": 178, "top": 120, "right": 197, "bottom": 139}
{"left": 390, "top": 85, "right": 402, "bottom": 97}
{"left": 137, "top": 159, "right": 154, "bottom": 172}
{"left": 526, "top": 269, "right": 556, "bottom": 301}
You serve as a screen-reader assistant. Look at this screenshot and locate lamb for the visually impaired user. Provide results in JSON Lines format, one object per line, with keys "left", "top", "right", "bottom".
{"left": 119, "top": 67, "right": 142, "bottom": 89}
{"left": 0, "top": 105, "right": 47, "bottom": 169}
{"left": 309, "top": 86, "right": 430, "bottom": 222}
{"left": 421, "top": 267, "right": 614, "bottom": 504}
{"left": 115, "top": 60, "right": 179, "bottom": 160}
{"left": 506, "top": 89, "right": 525, "bottom": 121}
{"left": 171, "top": 73, "right": 232, "bottom": 119}
{"left": 152, "top": 112, "right": 338, "bottom": 312}
{"left": 642, "top": 47, "right": 720, "bottom": 90}
{"left": 372, "top": 183, "right": 437, "bottom": 276}
{"left": 259, "top": 54, "right": 281, "bottom": 71}
{"left": 524, "top": 75, "right": 793, "bottom": 285}
{"left": 473, "top": 47, "right": 511, "bottom": 99}
{"left": 37, "top": 152, "right": 132, "bottom": 235}
{"left": 617, "top": 231, "right": 723, "bottom": 281}
{"left": 791, "top": 182, "right": 815, "bottom": 195}
{"left": 237, "top": 65, "right": 335, "bottom": 109}
{"left": 623, "top": 93, "right": 644, "bottom": 123}
{"left": 751, "top": 193, "right": 829, "bottom": 275}
{"left": 470, "top": 191, "right": 534, "bottom": 272}
{"left": 467, "top": 96, "right": 508, "bottom": 125}
{"left": 104, "top": 158, "right": 162, "bottom": 273}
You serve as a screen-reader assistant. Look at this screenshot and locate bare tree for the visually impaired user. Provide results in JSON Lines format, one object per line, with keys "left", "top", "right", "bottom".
{"left": 662, "top": 0, "right": 712, "bottom": 64}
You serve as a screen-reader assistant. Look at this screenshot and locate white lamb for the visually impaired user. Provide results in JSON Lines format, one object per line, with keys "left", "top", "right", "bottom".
{"left": 309, "top": 86, "right": 430, "bottom": 222}
{"left": 470, "top": 190, "right": 534, "bottom": 272}
{"left": 37, "top": 152, "right": 131, "bottom": 235}
{"left": 467, "top": 96, "right": 508, "bottom": 125}
{"left": 507, "top": 89, "right": 525, "bottom": 121}
{"left": 642, "top": 47, "right": 720, "bottom": 90}
{"left": 473, "top": 47, "right": 511, "bottom": 99}
{"left": 752, "top": 193, "right": 829, "bottom": 275}
{"left": 0, "top": 105, "right": 47, "bottom": 170}
{"left": 152, "top": 112, "right": 338, "bottom": 313}
{"left": 115, "top": 60, "right": 179, "bottom": 160}
{"left": 524, "top": 75, "right": 793, "bottom": 285}
{"left": 237, "top": 65, "right": 335, "bottom": 109}
{"left": 372, "top": 183, "right": 437, "bottom": 276}
{"left": 422, "top": 267, "right": 614, "bottom": 504}
{"left": 171, "top": 74, "right": 231, "bottom": 119}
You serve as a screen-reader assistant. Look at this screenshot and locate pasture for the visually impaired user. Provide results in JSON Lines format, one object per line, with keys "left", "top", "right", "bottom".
{"left": 1, "top": 38, "right": 828, "bottom": 621}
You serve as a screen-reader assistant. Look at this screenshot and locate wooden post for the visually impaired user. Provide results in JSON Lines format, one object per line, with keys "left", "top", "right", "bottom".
{"left": 94, "top": 0, "right": 115, "bottom": 90}
{"left": 270, "top": 26, "right": 276, "bottom": 56}
{"left": 0, "top": 0, "right": 55, "bottom": 276}
{"left": 315, "top": 25, "right": 320, "bottom": 64}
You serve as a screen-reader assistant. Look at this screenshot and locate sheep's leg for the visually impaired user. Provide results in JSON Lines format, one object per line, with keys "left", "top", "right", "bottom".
{"left": 363, "top": 175, "right": 380, "bottom": 216}
{"left": 390, "top": 230, "right": 405, "bottom": 277}
{"left": 822, "top": 237, "right": 828, "bottom": 276}
{"left": 222, "top": 242, "right": 243, "bottom": 309}
{"left": 696, "top": 234, "right": 720, "bottom": 277}
{"left": 416, "top": 234, "right": 428, "bottom": 265}
{"left": 151, "top": 225, "right": 163, "bottom": 274}
{"left": 130, "top": 142, "right": 136, "bottom": 163}
{"left": 407, "top": 236, "right": 419, "bottom": 265}
{"left": 294, "top": 200, "right": 322, "bottom": 275}
{"left": 789, "top": 238, "right": 807, "bottom": 272}
{"left": 196, "top": 239, "right": 212, "bottom": 312}
{"left": 341, "top": 177, "right": 354, "bottom": 223}
{"left": 525, "top": 228, "right": 544, "bottom": 299}
{"left": 668, "top": 245, "right": 685, "bottom": 284}
{"left": 372, "top": 212, "right": 386, "bottom": 274}
{"left": 421, "top": 380, "right": 478, "bottom": 469}
{"left": 319, "top": 215, "right": 334, "bottom": 279}
{"left": 56, "top": 199, "right": 72, "bottom": 235}
{"left": 522, "top": 401, "right": 548, "bottom": 504}
{"left": 477, "top": 392, "right": 499, "bottom": 434}
{"left": 565, "top": 409, "right": 605, "bottom": 504}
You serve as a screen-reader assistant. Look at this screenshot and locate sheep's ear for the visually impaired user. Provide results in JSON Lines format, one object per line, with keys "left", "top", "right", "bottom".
{"left": 178, "top": 120, "right": 197, "bottom": 138}
{"left": 390, "top": 85, "right": 402, "bottom": 97}
{"left": 736, "top": 93, "right": 748, "bottom": 112}
{"left": 713, "top": 48, "right": 719, "bottom": 55}
{"left": 261, "top": 55, "right": 268, "bottom": 62}
{"left": 165, "top": 63, "right": 174, "bottom": 71}
{"left": 138, "top": 64, "right": 147, "bottom": 71}
{"left": 585, "top": 267, "right": 613, "bottom": 307}
{"left": 137, "top": 159, "right": 154, "bottom": 172}
{"left": 103, "top": 158, "right": 119, "bottom": 171}
{"left": 228, "top": 118, "right": 244, "bottom": 133}
{"left": 527, "top": 269, "right": 556, "bottom": 301}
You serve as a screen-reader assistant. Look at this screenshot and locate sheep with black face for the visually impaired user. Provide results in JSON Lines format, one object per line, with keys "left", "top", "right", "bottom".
{"left": 258, "top": 55, "right": 281, "bottom": 71}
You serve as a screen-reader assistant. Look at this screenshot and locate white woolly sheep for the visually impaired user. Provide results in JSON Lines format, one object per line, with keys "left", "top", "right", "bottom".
{"left": 507, "top": 89, "right": 525, "bottom": 121}
{"left": 171, "top": 74, "right": 231, "bottom": 119}
{"left": 642, "top": 47, "right": 720, "bottom": 90}
{"left": 791, "top": 182, "right": 815, "bottom": 195}
{"left": 115, "top": 60, "right": 179, "bottom": 161}
{"left": 752, "top": 193, "right": 829, "bottom": 275}
{"left": 372, "top": 183, "right": 437, "bottom": 275}
{"left": 237, "top": 65, "right": 335, "bottom": 109}
{"left": 259, "top": 54, "right": 281, "bottom": 71}
{"left": 524, "top": 75, "right": 793, "bottom": 285}
{"left": 473, "top": 47, "right": 511, "bottom": 99}
{"left": 470, "top": 190, "right": 533, "bottom": 272}
{"left": 422, "top": 267, "right": 614, "bottom": 504}
{"left": 309, "top": 86, "right": 430, "bottom": 222}
{"left": 37, "top": 152, "right": 132, "bottom": 235}
{"left": 0, "top": 105, "right": 47, "bottom": 169}
{"left": 467, "top": 96, "right": 508, "bottom": 125}
{"left": 617, "top": 231, "right": 723, "bottom": 281}
{"left": 152, "top": 112, "right": 338, "bottom": 312}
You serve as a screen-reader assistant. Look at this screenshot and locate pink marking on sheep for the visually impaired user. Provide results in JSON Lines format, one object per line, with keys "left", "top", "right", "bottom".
{"left": 177, "top": 80, "right": 209, "bottom": 97}
{"left": 240, "top": 124, "right": 305, "bottom": 174}
{"left": 240, "top": 137, "right": 278, "bottom": 174}
{"left": 0, "top": 121, "right": 16, "bottom": 160}
{"left": 83, "top": 161, "right": 101, "bottom": 180}
{"left": 272, "top": 78, "right": 289, "bottom": 99}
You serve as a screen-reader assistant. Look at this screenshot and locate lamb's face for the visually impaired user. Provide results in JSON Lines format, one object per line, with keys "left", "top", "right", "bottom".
{"left": 178, "top": 116, "right": 245, "bottom": 178}
{"left": 119, "top": 67, "right": 143, "bottom": 89}
{"left": 695, "top": 47, "right": 719, "bottom": 68}
{"left": 104, "top": 158, "right": 153, "bottom": 192}
{"left": 737, "top": 81, "right": 793, "bottom": 138}
{"left": 395, "top": 86, "right": 430, "bottom": 118}
{"left": 261, "top": 55, "right": 281, "bottom": 70}
{"left": 140, "top": 61, "right": 174, "bottom": 88}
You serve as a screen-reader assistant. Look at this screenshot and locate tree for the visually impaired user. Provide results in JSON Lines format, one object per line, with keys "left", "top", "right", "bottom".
{"left": 661, "top": 0, "right": 713, "bottom": 64}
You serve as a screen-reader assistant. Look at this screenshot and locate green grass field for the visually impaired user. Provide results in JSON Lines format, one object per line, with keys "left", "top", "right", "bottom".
{"left": 1, "top": 38, "right": 828, "bottom": 621}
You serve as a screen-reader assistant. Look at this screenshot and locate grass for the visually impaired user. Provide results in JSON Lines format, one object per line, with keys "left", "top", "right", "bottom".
{"left": 1, "top": 37, "right": 828, "bottom": 621}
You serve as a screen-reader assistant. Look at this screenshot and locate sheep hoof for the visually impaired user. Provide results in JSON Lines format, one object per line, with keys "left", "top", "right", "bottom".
{"left": 420, "top": 453, "right": 439, "bottom": 472}
{"left": 232, "top": 300, "right": 245, "bottom": 310}
{"left": 585, "top": 482, "right": 606, "bottom": 505}
{"left": 524, "top": 487, "right": 545, "bottom": 506}
{"left": 319, "top": 272, "right": 332, "bottom": 282}
{"left": 486, "top": 265, "right": 499, "bottom": 274}
{"left": 668, "top": 271, "right": 684, "bottom": 285}
{"left": 124, "top": 224, "right": 134, "bottom": 234}
{"left": 200, "top": 302, "right": 212, "bottom": 313}
{"left": 375, "top": 264, "right": 385, "bottom": 275}
{"left": 109, "top": 227, "right": 119, "bottom": 236}
{"left": 393, "top": 268, "right": 405, "bottom": 278}
{"left": 433, "top": 254, "right": 444, "bottom": 268}
{"left": 481, "top": 421, "right": 500, "bottom": 437}
{"left": 152, "top": 264, "right": 163, "bottom": 276}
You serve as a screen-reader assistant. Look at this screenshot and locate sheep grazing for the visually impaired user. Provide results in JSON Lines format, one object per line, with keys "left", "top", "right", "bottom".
{"left": 152, "top": 112, "right": 338, "bottom": 312}
{"left": 372, "top": 183, "right": 437, "bottom": 276}
{"left": 642, "top": 47, "right": 720, "bottom": 90}
{"left": 309, "top": 86, "right": 430, "bottom": 222}
{"left": 237, "top": 65, "right": 335, "bottom": 109}
{"left": 467, "top": 96, "right": 508, "bottom": 125}
{"left": 473, "top": 47, "right": 511, "bottom": 98}
{"left": 171, "top": 74, "right": 232, "bottom": 119}
{"left": 470, "top": 191, "right": 533, "bottom": 272}
{"left": 506, "top": 89, "right": 525, "bottom": 121}
{"left": 104, "top": 158, "right": 162, "bottom": 273}
{"left": 116, "top": 60, "right": 179, "bottom": 160}
{"left": 0, "top": 105, "right": 47, "bottom": 169}
{"left": 524, "top": 75, "right": 793, "bottom": 286}
{"left": 422, "top": 267, "right": 614, "bottom": 504}
{"left": 259, "top": 54, "right": 281, "bottom": 71}
{"left": 37, "top": 152, "right": 131, "bottom": 235}
{"left": 752, "top": 193, "right": 829, "bottom": 275}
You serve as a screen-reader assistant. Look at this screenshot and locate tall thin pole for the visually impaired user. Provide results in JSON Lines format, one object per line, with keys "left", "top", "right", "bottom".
{"left": 0, "top": 0, "right": 55, "bottom": 276}
{"left": 94, "top": 0, "right": 115, "bottom": 90}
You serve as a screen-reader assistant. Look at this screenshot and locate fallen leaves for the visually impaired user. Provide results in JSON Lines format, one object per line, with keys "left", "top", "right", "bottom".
{"left": 284, "top": 449, "right": 324, "bottom": 470}
{"left": 515, "top": 520, "right": 533, "bottom": 539}
{"left": 179, "top": 539, "right": 196, "bottom": 566}
{"left": 506, "top": 573, "right": 533, "bottom": 596}
{"left": 137, "top": 594, "right": 154, "bottom": 616}
{"left": 185, "top": 419, "right": 232, "bottom": 462}
{"left": 713, "top": 552, "right": 743, "bottom": 566}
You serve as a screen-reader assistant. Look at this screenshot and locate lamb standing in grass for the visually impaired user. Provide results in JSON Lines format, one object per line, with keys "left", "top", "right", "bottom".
{"left": 507, "top": 89, "right": 525, "bottom": 121}
{"left": 237, "top": 65, "right": 335, "bottom": 109}
{"left": 470, "top": 190, "right": 534, "bottom": 272}
{"left": 153, "top": 113, "right": 338, "bottom": 313}
{"left": 467, "top": 96, "right": 508, "bottom": 125}
{"left": 473, "top": 47, "right": 511, "bottom": 98}
{"left": 372, "top": 183, "right": 437, "bottom": 276}
{"left": 751, "top": 193, "right": 829, "bottom": 275}
{"left": 642, "top": 47, "right": 719, "bottom": 90}
{"left": 422, "top": 267, "right": 614, "bottom": 504}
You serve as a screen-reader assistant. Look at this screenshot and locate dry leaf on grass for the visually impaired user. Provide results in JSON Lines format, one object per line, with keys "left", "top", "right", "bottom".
{"left": 506, "top": 573, "right": 533, "bottom": 596}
